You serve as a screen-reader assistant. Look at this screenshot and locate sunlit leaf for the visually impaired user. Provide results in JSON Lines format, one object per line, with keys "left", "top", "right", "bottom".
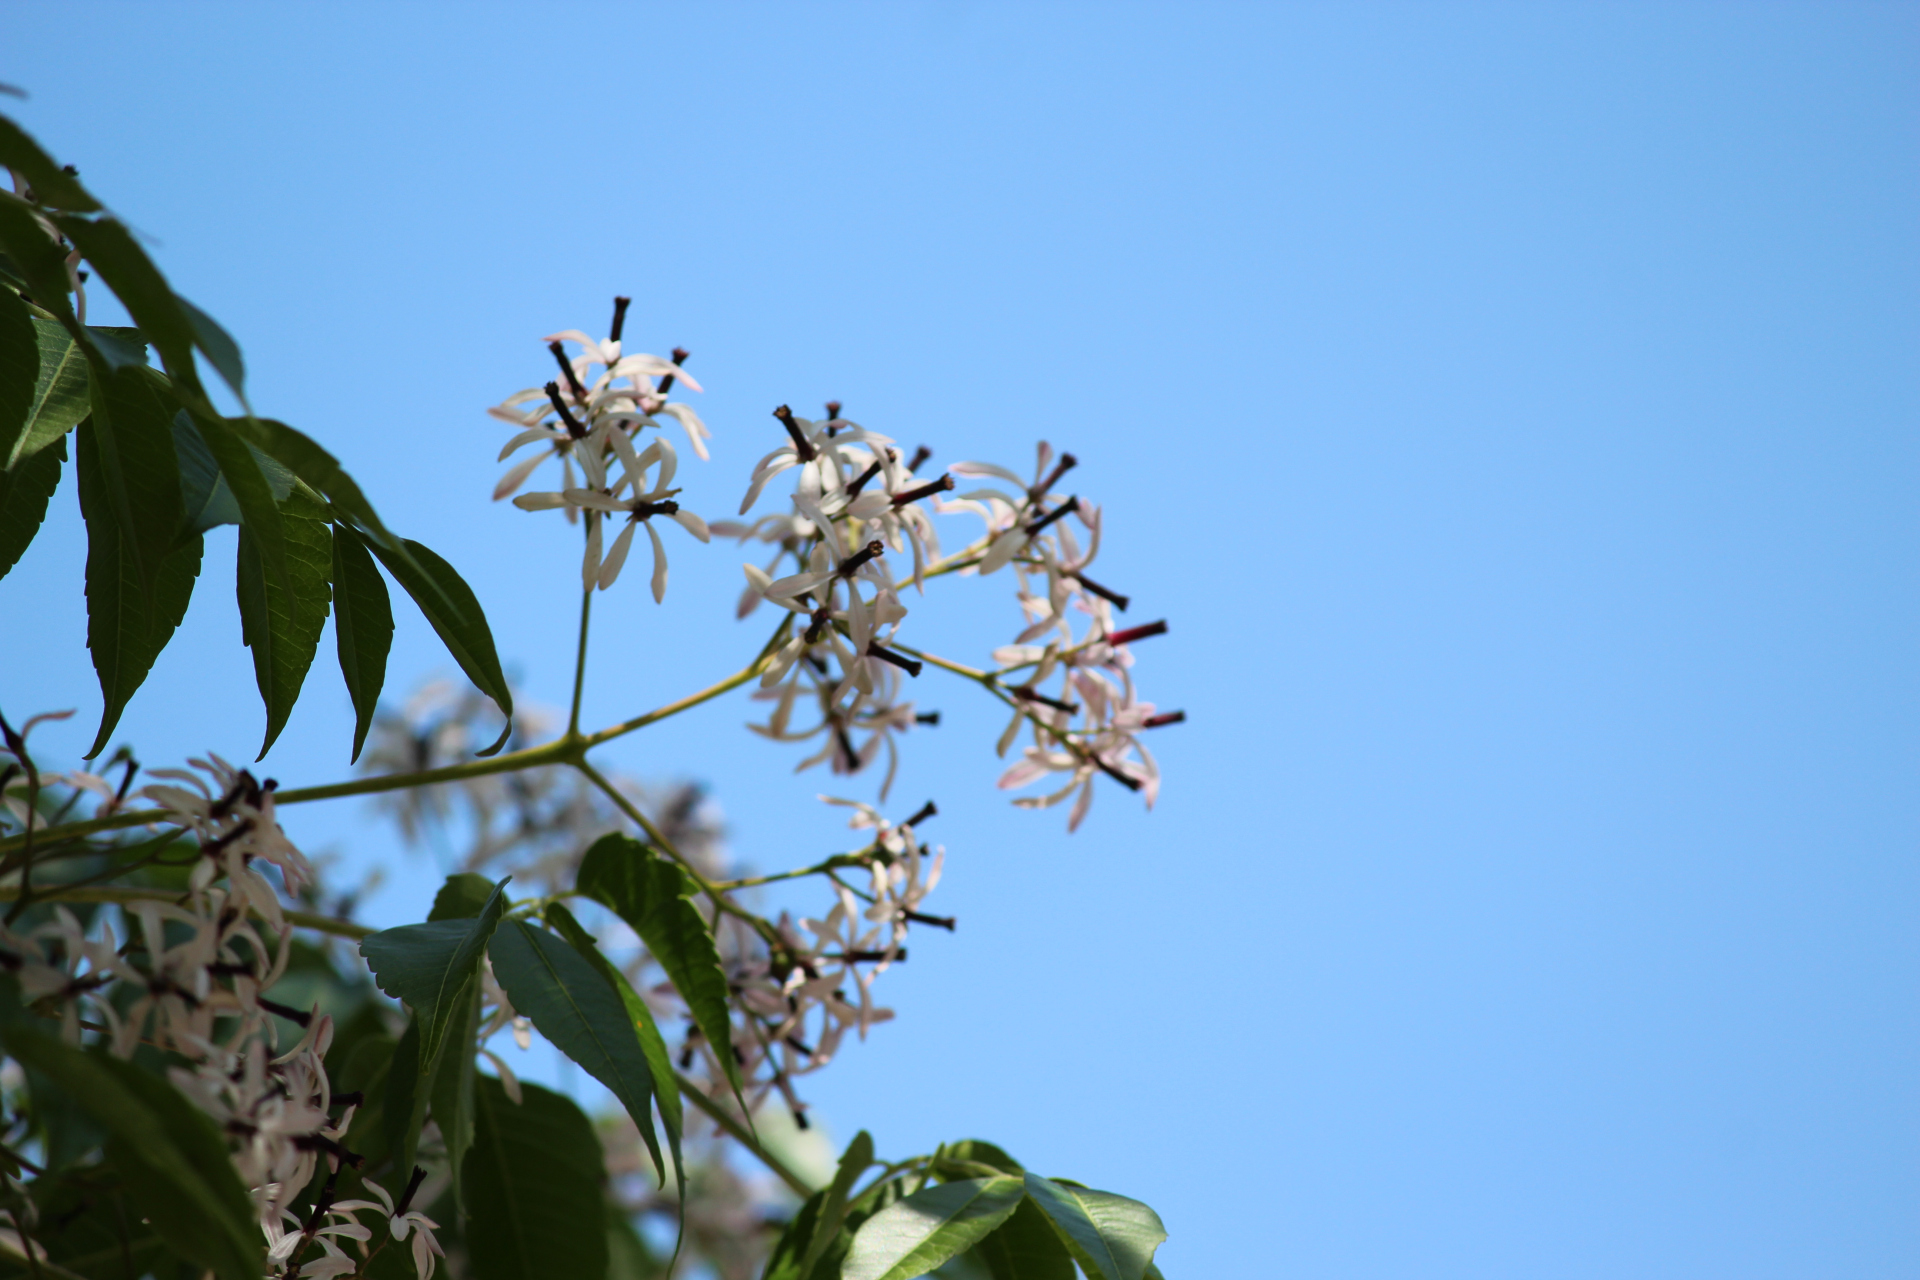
{"left": 0, "top": 115, "right": 100, "bottom": 211}
{"left": 1021, "top": 1175, "right": 1166, "bottom": 1280}
{"left": 800, "top": 1130, "right": 877, "bottom": 1278}
{"left": 843, "top": 1177, "right": 1027, "bottom": 1280}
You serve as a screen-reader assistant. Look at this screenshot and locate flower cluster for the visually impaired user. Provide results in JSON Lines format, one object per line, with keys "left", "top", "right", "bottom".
{"left": 490, "top": 300, "right": 712, "bottom": 599}
{"left": 0, "top": 730, "right": 442, "bottom": 1280}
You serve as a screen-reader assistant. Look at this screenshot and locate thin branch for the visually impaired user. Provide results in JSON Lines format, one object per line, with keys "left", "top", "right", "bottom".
{"left": 675, "top": 1070, "right": 815, "bottom": 1197}
{"left": 0, "top": 885, "right": 373, "bottom": 940}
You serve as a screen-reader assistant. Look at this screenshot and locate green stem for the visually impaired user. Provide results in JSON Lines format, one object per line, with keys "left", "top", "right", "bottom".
{"left": 572, "top": 759, "right": 777, "bottom": 944}
{"left": 712, "top": 854, "right": 867, "bottom": 892}
{"left": 0, "top": 884, "right": 373, "bottom": 940}
{"left": 569, "top": 587, "right": 594, "bottom": 737}
{"left": 581, "top": 617, "right": 793, "bottom": 750}
{"left": 675, "top": 1069, "right": 814, "bottom": 1197}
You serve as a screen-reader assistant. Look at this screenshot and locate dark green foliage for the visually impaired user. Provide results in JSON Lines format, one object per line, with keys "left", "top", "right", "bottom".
{"left": 489, "top": 919, "right": 665, "bottom": 1181}
{"left": 75, "top": 415, "right": 202, "bottom": 757}
{"left": 0, "top": 1024, "right": 261, "bottom": 1280}
{"left": 577, "top": 833, "right": 744, "bottom": 1101}
{"left": 332, "top": 521, "right": 394, "bottom": 763}
{"left": 465, "top": 1077, "right": 610, "bottom": 1280}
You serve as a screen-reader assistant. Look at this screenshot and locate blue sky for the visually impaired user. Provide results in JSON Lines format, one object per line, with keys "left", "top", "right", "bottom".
{"left": 4, "top": 3, "right": 1916, "bottom": 1275}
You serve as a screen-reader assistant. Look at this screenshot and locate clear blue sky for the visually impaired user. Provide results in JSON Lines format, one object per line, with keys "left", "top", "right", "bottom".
{"left": 4, "top": 3, "right": 1915, "bottom": 1275}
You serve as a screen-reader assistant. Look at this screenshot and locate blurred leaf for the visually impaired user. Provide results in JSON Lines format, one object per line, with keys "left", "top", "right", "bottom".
{"left": 0, "top": 1178, "right": 180, "bottom": 1279}
{"left": 365, "top": 534, "right": 514, "bottom": 755}
{"left": 606, "top": 1199, "right": 662, "bottom": 1280}
{"left": 546, "top": 901, "right": 682, "bottom": 1180}
{"left": 844, "top": 1178, "right": 1026, "bottom": 1280}
{"left": 577, "top": 833, "right": 744, "bottom": 1103}
{"left": 236, "top": 479, "right": 331, "bottom": 757}
{"left": 22, "top": 1055, "right": 101, "bottom": 1171}
{"left": 0, "top": 431, "right": 61, "bottom": 582}
{"left": 488, "top": 919, "right": 665, "bottom": 1182}
{"left": 382, "top": 1015, "right": 423, "bottom": 1177}
{"left": 332, "top": 523, "right": 393, "bottom": 764}
{"left": 801, "top": 1130, "right": 876, "bottom": 1278}
{"left": 763, "top": 1188, "right": 831, "bottom": 1280}
{"left": 430, "top": 977, "right": 481, "bottom": 1216}
{"left": 1020, "top": 1175, "right": 1166, "bottom": 1280}
{"left": 7, "top": 315, "right": 92, "bottom": 469}
{"left": 943, "top": 1140, "right": 1025, "bottom": 1176}
{"left": 466, "top": 1076, "right": 609, "bottom": 1280}
{"left": 75, "top": 418, "right": 201, "bottom": 757}
{"left": 0, "top": 198, "right": 80, "bottom": 334}
{"left": 175, "top": 293, "right": 245, "bottom": 403}
{"left": 52, "top": 215, "right": 206, "bottom": 401}
{"left": 971, "top": 1199, "right": 1076, "bottom": 1280}
{"left": 0, "top": 1023, "right": 261, "bottom": 1280}
{"left": 0, "top": 116, "right": 100, "bottom": 211}
{"left": 430, "top": 873, "right": 497, "bottom": 922}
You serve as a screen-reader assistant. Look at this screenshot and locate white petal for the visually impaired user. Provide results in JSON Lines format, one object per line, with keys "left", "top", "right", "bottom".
{"left": 598, "top": 520, "right": 638, "bottom": 591}
{"left": 491, "top": 451, "right": 546, "bottom": 501}
{"left": 646, "top": 520, "right": 669, "bottom": 603}
{"left": 671, "top": 507, "right": 710, "bottom": 542}
{"left": 582, "top": 515, "right": 603, "bottom": 592}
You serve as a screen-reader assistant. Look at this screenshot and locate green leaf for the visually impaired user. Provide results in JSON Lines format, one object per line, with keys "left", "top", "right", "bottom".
{"left": 0, "top": 1177, "right": 180, "bottom": 1279}
{"left": 763, "top": 1188, "right": 832, "bottom": 1280}
{"left": 22, "top": 1055, "right": 101, "bottom": 1171}
{"left": 172, "top": 411, "right": 243, "bottom": 534}
{"left": 488, "top": 919, "right": 665, "bottom": 1181}
{"left": 430, "top": 974, "right": 482, "bottom": 1215}
{"left": 577, "top": 833, "right": 744, "bottom": 1102}
{"left": 944, "top": 1140, "right": 1025, "bottom": 1176}
{"left": 0, "top": 431, "right": 60, "bottom": 582}
{"left": 0, "top": 284, "right": 33, "bottom": 461}
{"left": 176, "top": 293, "right": 246, "bottom": 403}
{"left": 430, "top": 872, "right": 498, "bottom": 922}
{"left": 332, "top": 522, "right": 393, "bottom": 764}
{"left": 223, "top": 414, "right": 400, "bottom": 554}
{"left": 801, "top": 1130, "right": 877, "bottom": 1278}
{"left": 465, "top": 1076, "right": 609, "bottom": 1280}
{"left": 365, "top": 534, "right": 514, "bottom": 755}
{"left": 972, "top": 1199, "right": 1077, "bottom": 1280}
{"left": 0, "top": 116, "right": 101, "bottom": 211}
{"left": 1020, "top": 1175, "right": 1167, "bottom": 1280}
{"left": 382, "top": 1015, "right": 424, "bottom": 1176}
{"left": 359, "top": 878, "right": 508, "bottom": 1075}
{"left": 52, "top": 215, "right": 206, "bottom": 401}
{"left": 86, "top": 363, "right": 184, "bottom": 604}
{"left": 7, "top": 315, "right": 91, "bottom": 470}
{"left": 0, "top": 1022, "right": 261, "bottom": 1280}
{"left": 75, "top": 419, "right": 201, "bottom": 757}
{"left": 546, "top": 901, "right": 682, "bottom": 1178}
{"left": 606, "top": 1199, "right": 662, "bottom": 1280}
{"left": 844, "top": 1178, "right": 1027, "bottom": 1280}
{"left": 236, "top": 479, "right": 332, "bottom": 757}
{"left": 0, "top": 197, "right": 81, "bottom": 333}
